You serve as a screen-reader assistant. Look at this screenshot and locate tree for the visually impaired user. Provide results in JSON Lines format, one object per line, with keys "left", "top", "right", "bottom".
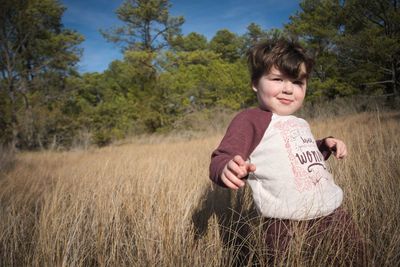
{"left": 158, "top": 50, "right": 254, "bottom": 114}
{"left": 209, "top": 29, "right": 241, "bottom": 62}
{"left": 171, "top": 32, "right": 208, "bottom": 52}
{"left": 0, "top": 0, "right": 83, "bottom": 148}
{"left": 101, "top": 0, "right": 184, "bottom": 52}
{"left": 241, "top": 23, "right": 285, "bottom": 56}
{"left": 286, "top": 0, "right": 400, "bottom": 99}
{"left": 285, "top": 0, "right": 357, "bottom": 99}
{"left": 100, "top": 0, "right": 186, "bottom": 133}
{"left": 339, "top": 0, "right": 400, "bottom": 96}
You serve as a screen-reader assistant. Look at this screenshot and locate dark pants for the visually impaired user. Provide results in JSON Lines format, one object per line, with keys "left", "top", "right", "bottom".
{"left": 263, "top": 207, "right": 366, "bottom": 266}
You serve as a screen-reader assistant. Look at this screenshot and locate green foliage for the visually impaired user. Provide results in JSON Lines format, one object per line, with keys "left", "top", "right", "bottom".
{"left": 171, "top": 32, "right": 208, "bottom": 52}
{"left": 101, "top": 0, "right": 184, "bottom": 52}
{"left": 338, "top": 0, "right": 400, "bottom": 95}
{"left": 285, "top": 0, "right": 347, "bottom": 99}
{"left": 67, "top": 69, "right": 140, "bottom": 145}
{"left": 209, "top": 29, "right": 242, "bottom": 62}
{"left": 307, "top": 77, "right": 357, "bottom": 101}
{"left": 200, "top": 60, "right": 254, "bottom": 109}
{"left": 159, "top": 52, "right": 254, "bottom": 112}
{"left": 286, "top": 0, "right": 400, "bottom": 98}
{"left": 0, "top": 0, "right": 83, "bottom": 148}
{"left": 241, "top": 23, "right": 285, "bottom": 53}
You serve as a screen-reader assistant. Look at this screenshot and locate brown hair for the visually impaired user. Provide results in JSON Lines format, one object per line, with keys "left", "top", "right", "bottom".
{"left": 247, "top": 38, "right": 314, "bottom": 85}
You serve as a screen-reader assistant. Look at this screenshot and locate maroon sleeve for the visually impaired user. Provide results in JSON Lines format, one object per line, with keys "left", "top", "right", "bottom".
{"left": 316, "top": 136, "right": 334, "bottom": 160}
{"left": 209, "top": 108, "right": 272, "bottom": 187}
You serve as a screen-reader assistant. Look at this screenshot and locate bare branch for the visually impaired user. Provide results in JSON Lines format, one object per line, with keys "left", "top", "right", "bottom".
{"left": 361, "top": 80, "right": 394, "bottom": 85}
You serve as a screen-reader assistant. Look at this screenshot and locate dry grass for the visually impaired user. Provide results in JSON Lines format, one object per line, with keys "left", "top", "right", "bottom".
{"left": 1, "top": 110, "right": 400, "bottom": 266}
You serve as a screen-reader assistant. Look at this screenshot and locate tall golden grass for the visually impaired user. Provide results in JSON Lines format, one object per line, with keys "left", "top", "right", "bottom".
{"left": 1, "top": 110, "right": 399, "bottom": 266}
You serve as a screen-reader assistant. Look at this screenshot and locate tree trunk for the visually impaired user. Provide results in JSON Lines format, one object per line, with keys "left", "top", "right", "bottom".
{"left": 392, "top": 59, "right": 398, "bottom": 96}
{"left": 4, "top": 72, "right": 20, "bottom": 149}
{"left": 9, "top": 88, "right": 19, "bottom": 149}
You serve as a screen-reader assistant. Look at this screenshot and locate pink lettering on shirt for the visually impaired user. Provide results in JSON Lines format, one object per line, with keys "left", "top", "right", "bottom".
{"left": 274, "top": 118, "right": 330, "bottom": 192}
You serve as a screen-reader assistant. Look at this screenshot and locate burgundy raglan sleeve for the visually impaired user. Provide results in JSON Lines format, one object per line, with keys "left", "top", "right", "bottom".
{"left": 209, "top": 109, "right": 272, "bottom": 187}
{"left": 316, "top": 137, "right": 333, "bottom": 160}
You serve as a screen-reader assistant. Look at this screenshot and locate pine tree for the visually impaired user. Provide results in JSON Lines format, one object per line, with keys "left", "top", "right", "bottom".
{"left": 0, "top": 0, "right": 83, "bottom": 147}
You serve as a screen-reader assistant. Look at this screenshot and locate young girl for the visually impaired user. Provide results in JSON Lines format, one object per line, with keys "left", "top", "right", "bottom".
{"left": 209, "top": 39, "right": 364, "bottom": 264}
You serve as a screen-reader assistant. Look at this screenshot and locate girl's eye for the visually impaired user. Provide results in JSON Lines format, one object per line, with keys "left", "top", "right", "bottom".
{"left": 294, "top": 81, "right": 304, "bottom": 85}
{"left": 272, "top": 78, "right": 282, "bottom": 81}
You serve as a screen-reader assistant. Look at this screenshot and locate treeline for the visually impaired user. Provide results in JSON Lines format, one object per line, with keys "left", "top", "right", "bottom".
{"left": 1, "top": 0, "right": 399, "bottom": 149}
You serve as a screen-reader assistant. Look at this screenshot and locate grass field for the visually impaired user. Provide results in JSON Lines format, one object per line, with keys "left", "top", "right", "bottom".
{"left": 1, "top": 110, "right": 400, "bottom": 266}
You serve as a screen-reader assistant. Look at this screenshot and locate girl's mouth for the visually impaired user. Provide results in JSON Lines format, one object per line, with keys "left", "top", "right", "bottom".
{"left": 278, "top": 98, "right": 293, "bottom": 105}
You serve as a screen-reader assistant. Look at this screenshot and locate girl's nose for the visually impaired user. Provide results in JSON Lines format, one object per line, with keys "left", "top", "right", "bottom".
{"left": 282, "top": 81, "right": 294, "bottom": 94}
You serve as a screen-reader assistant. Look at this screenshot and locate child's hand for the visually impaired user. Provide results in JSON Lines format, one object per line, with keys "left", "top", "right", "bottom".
{"left": 221, "top": 155, "right": 256, "bottom": 190}
{"left": 325, "top": 137, "right": 348, "bottom": 159}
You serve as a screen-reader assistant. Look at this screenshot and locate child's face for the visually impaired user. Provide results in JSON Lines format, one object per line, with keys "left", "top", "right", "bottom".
{"left": 252, "top": 64, "right": 307, "bottom": 115}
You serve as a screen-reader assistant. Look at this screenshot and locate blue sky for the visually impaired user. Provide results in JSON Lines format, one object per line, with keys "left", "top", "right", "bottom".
{"left": 60, "top": 0, "right": 300, "bottom": 73}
